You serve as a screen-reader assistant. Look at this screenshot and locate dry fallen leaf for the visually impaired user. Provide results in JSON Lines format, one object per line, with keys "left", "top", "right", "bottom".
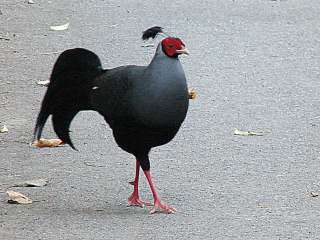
{"left": 257, "top": 203, "right": 270, "bottom": 209}
{"left": 13, "top": 178, "right": 48, "bottom": 187}
{"left": 0, "top": 36, "right": 10, "bottom": 41}
{"left": 50, "top": 22, "right": 69, "bottom": 31}
{"left": 234, "top": 128, "right": 264, "bottom": 136}
{"left": 36, "top": 80, "right": 50, "bottom": 86}
{"left": 310, "top": 192, "right": 319, "bottom": 197}
{"left": 32, "top": 138, "right": 64, "bottom": 148}
{"left": 0, "top": 125, "right": 8, "bottom": 133}
{"left": 7, "top": 190, "right": 32, "bottom": 204}
{"left": 188, "top": 88, "right": 197, "bottom": 100}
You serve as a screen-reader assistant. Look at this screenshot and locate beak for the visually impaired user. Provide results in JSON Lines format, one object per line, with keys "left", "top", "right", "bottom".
{"left": 176, "top": 46, "right": 190, "bottom": 55}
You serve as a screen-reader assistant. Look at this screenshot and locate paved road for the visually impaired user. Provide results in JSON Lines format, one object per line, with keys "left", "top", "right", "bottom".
{"left": 1, "top": 0, "right": 320, "bottom": 239}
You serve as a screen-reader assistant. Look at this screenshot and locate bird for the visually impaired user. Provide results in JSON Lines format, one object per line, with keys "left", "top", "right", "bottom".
{"left": 33, "top": 26, "right": 190, "bottom": 214}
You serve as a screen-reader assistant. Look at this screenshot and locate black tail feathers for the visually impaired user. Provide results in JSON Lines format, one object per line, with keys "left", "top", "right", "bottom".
{"left": 34, "top": 48, "right": 103, "bottom": 150}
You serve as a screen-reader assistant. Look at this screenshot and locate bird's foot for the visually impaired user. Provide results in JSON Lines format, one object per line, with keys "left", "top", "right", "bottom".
{"left": 149, "top": 200, "right": 176, "bottom": 214}
{"left": 128, "top": 193, "right": 152, "bottom": 208}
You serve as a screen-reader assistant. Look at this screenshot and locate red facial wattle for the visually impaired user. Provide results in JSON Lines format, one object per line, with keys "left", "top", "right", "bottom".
{"left": 161, "top": 38, "right": 186, "bottom": 58}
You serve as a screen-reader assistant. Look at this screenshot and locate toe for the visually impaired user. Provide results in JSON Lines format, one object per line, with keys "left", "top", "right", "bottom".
{"left": 128, "top": 201, "right": 144, "bottom": 208}
{"left": 149, "top": 202, "right": 176, "bottom": 214}
{"left": 128, "top": 197, "right": 152, "bottom": 208}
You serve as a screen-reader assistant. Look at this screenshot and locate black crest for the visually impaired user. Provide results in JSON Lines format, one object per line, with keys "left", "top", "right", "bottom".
{"left": 142, "top": 26, "right": 164, "bottom": 40}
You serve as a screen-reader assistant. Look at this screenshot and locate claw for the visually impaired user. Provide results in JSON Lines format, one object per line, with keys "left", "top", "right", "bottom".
{"left": 149, "top": 201, "right": 176, "bottom": 214}
{"left": 128, "top": 193, "right": 152, "bottom": 208}
{"left": 128, "top": 198, "right": 145, "bottom": 208}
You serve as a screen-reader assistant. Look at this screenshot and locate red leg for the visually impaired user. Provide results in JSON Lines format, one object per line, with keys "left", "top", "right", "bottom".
{"left": 128, "top": 160, "right": 151, "bottom": 207}
{"left": 143, "top": 170, "right": 176, "bottom": 214}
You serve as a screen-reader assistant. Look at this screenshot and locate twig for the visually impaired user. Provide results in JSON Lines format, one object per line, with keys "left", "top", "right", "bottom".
{"left": 141, "top": 44, "right": 154, "bottom": 48}
{"left": 0, "top": 36, "right": 10, "bottom": 41}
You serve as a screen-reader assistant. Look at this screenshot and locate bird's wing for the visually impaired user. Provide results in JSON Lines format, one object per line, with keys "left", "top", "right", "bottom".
{"left": 90, "top": 65, "right": 145, "bottom": 126}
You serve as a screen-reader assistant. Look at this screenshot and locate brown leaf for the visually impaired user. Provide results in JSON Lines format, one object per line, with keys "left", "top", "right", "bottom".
{"left": 188, "top": 88, "right": 197, "bottom": 100}
{"left": 32, "top": 138, "right": 64, "bottom": 148}
{"left": 7, "top": 190, "right": 32, "bottom": 204}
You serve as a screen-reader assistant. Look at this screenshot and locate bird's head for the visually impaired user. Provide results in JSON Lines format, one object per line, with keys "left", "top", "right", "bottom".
{"left": 142, "top": 26, "right": 189, "bottom": 58}
{"left": 161, "top": 37, "right": 189, "bottom": 58}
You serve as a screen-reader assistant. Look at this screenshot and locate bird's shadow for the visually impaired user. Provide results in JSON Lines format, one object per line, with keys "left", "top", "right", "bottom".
{"left": 30, "top": 201, "right": 151, "bottom": 217}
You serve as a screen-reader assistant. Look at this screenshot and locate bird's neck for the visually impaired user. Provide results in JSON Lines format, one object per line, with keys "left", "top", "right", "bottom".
{"left": 145, "top": 45, "right": 185, "bottom": 87}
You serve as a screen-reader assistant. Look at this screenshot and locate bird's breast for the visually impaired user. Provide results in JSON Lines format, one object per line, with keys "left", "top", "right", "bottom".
{"left": 130, "top": 66, "right": 189, "bottom": 128}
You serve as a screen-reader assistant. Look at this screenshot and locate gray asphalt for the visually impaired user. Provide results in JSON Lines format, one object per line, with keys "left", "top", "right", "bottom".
{"left": 1, "top": 0, "right": 320, "bottom": 239}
